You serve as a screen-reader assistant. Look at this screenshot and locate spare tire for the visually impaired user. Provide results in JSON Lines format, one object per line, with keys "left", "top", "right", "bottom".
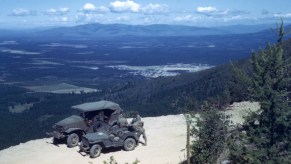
{"left": 116, "top": 130, "right": 124, "bottom": 137}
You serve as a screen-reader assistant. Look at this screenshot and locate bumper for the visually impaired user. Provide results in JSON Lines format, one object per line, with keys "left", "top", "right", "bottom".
{"left": 79, "top": 138, "right": 90, "bottom": 152}
{"left": 79, "top": 143, "right": 90, "bottom": 152}
{"left": 46, "top": 131, "right": 66, "bottom": 139}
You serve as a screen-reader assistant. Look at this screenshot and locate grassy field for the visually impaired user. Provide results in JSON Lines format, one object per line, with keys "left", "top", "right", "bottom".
{"left": 25, "top": 83, "right": 100, "bottom": 94}
{"left": 8, "top": 103, "right": 34, "bottom": 113}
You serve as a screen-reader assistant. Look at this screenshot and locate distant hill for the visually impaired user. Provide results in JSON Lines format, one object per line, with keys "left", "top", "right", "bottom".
{"left": 0, "top": 23, "right": 287, "bottom": 38}
{"left": 34, "top": 23, "right": 278, "bottom": 38}
{"left": 37, "top": 23, "right": 227, "bottom": 37}
{"left": 215, "top": 24, "right": 277, "bottom": 34}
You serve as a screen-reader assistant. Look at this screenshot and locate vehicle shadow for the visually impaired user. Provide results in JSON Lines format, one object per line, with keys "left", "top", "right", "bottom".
{"left": 102, "top": 147, "right": 123, "bottom": 154}
{"left": 46, "top": 138, "right": 65, "bottom": 147}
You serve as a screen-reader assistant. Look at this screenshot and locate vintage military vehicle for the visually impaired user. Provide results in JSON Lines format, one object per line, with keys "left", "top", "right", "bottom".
{"left": 79, "top": 124, "right": 141, "bottom": 158}
{"left": 47, "top": 100, "right": 122, "bottom": 147}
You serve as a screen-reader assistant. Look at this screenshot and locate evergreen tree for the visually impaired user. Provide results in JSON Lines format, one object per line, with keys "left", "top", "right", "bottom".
{"left": 229, "top": 62, "right": 252, "bottom": 102}
{"left": 228, "top": 21, "right": 291, "bottom": 163}
{"left": 188, "top": 102, "right": 230, "bottom": 163}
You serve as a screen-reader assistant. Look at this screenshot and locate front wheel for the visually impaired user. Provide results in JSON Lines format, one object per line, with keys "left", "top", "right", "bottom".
{"left": 123, "top": 138, "right": 136, "bottom": 151}
{"left": 90, "top": 144, "right": 102, "bottom": 158}
{"left": 67, "top": 133, "right": 79, "bottom": 148}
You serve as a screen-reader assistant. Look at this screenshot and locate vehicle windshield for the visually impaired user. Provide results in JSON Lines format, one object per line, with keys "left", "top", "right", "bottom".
{"left": 72, "top": 109, "right": 85, "bottom": 118}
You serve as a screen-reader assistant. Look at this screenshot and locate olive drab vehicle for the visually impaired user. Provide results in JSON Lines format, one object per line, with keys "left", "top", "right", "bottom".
{"left": 47, "top": 100, "right": 123, "bottom": 147}
{"left": 79, "top": 120, "right": 143, "bottom": 158}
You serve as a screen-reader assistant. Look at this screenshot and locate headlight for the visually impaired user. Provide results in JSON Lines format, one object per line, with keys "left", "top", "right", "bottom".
{"left": 54, "top": 125, "right": 65, "bottom": 132}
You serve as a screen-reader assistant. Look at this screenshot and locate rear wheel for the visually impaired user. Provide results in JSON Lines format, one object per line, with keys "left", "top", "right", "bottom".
{"left": 123, "top": 138, "right": 136, "bottom": 151}
{"left": 67, "top": 133, "right": 79, "bottom": 148}
{"left": 90, "top": 144, "right": 102, "bottom": 158}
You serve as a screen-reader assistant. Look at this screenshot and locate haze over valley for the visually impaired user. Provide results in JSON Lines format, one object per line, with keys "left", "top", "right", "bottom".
{"left": 0, "top": 1, "right": 290, "bottom": 158}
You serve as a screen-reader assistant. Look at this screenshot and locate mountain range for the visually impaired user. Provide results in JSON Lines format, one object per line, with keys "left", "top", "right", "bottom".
{"left": 0, "top": 22, "right": 290, "bottom": 150}
{"left": 0, "top": 23, "right": 281, "bottom": 38}
{"left": 39, "top": 23, "right": 279, "bottom": 37}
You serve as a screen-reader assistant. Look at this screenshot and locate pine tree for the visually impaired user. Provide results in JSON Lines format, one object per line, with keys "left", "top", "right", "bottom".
{"left": 189, "top": 102, "right": 230, "bottom": 163}
{"left": 229, "top": 62, "right": 252, "bottom": 102}
{"left": 228, "top": 21, "right": 291, "bottom": 163}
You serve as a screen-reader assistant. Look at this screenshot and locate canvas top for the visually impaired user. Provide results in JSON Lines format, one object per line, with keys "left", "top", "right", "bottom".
{"left": 72, "top": 100, "right": 121, "bottom": 112}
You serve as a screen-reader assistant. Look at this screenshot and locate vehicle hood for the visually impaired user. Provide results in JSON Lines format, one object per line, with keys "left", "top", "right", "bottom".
{"left": 83, "top": 132, "right": 109, "bottom": 143}
{"left": 56, "top": 115, "right": 84, "bottom": 128}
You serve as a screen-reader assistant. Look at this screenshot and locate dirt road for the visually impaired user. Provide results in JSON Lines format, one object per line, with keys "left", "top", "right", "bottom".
{"left": 0, "top": 115, "right": 187, "bottom": 164}
{"left": 0, "top": 101, "right": 259, "bottom": 164}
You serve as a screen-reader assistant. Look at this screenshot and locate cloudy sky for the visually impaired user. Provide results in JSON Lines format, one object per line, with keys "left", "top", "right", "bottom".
{"left": 1, "top": 0, "right": 291, "bottom": 29}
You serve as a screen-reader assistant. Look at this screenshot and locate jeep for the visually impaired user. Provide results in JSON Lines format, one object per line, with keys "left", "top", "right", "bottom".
{"left": 47, "top": 100, "right": 122, "bottom": 147}
{"left": 79, "top": 124, "right": 141, "bottom": 158}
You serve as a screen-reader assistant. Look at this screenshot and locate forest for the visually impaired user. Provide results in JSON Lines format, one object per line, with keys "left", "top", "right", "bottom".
{"left": 0, "top": 29, "right": 290, "bottom": 152}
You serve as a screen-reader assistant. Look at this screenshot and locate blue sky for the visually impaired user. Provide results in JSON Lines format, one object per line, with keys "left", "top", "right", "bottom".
{"left": 1, "top": 0, "right": 291, "bottom": 29}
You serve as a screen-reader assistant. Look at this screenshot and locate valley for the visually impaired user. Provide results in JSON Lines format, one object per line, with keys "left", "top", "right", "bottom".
{"left": 0, "top": 23, "right": 284, "bottom": 150}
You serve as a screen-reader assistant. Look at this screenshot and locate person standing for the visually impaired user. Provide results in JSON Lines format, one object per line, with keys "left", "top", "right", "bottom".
{"left": 117, "top": 114, "right": 128, "bottom": 128}
{"left": 131, "top": 112, "right": 147, "bottom": 146}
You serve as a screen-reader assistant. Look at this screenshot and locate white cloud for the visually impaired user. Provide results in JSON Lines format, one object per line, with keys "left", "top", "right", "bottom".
{"left": 60, "top": 8, "right": 70, "bottom": 13}
{"left": 76, "top": 13, "right": 94, "bottom": 22}
{"left": 273, "top": 13, "right": 291, "bottom": 18}
{"left": 75, "top": 13, "right": 105, "bottom": 23}
{"left": 80, "top": 3, "right": 109, "bottom": 14}
{"left": 60, "top": 17, "right": 68, "bottom": 22}
{"left": 83, "top": 3, "right": 96, "bottom": 11}
{"left": 109, "top": 1, "right": 169, "bottom": 15}
{"left": 142, "top": 16, "right": 159, "bottom": 24}
{"left": 10, "top": 8, "right": 36, "bottom": 16}
{"left": 76, "top": 3, "right": 111, "bottom": 23}
{"left": 50, "top": 16, "right": 69, "bottom": 23}
{"left": 197, "top": 6, "right": 218, "bottom": 13}
{"left": 142, "top": 4, "right": 169, "bottom": 15}
{"left": 96, "top": 6, "right": 110, "bottom": 13}
{"left": 47, "top": 9, "right": 57, "bottom": 14}
{"left": 110, "top": 0, "right": 140, "bottom": 13}
{"left": 174, "top": 15, "right": 203, "bottom": 22}
{"left": 223, "top": 15, "right": 244, "bottom": 22}
{"left": 196, "top": 6, "right": 249, "bottom": 17}
{"left": 44, "top": 8, "right": 70, "bottom": 15}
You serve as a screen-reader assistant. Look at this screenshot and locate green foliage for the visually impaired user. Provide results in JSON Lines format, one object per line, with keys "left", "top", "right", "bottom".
{"left": 103, "top": 156, "right": 118, "bottom": 164}
{"left": 228, "top": 22, "right": 291, "bottom": 163}
{"left": 229, "top": 62, "right": 252, "bottom": 102}
{"left": 102, "top": 156, "right": 140, "bottom": 164}
{"left": 188, "top": 102, "right": 230, "bottom": 164}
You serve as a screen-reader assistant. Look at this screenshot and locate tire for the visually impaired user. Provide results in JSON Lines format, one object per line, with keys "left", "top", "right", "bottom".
{"left": 90, "top": 144, "right": 102, "bottom": 158}
{"left": 67, "top": 133, "right": 79, "bottom": 148}
{"left": 123, "top": 138, "right": 136, "bottom": 151}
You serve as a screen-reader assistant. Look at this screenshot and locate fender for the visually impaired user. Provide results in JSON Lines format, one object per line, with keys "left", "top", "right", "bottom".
{"left": 65, "top": 128, "right": 84, "bottom": 134}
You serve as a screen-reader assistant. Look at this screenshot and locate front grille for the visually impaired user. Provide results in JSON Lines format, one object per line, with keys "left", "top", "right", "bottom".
{"left": 82, "top": 137, "right": 89, "bottom": 147}
{"left": 54, "top": 125, "right": 64, "bottom": 132}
